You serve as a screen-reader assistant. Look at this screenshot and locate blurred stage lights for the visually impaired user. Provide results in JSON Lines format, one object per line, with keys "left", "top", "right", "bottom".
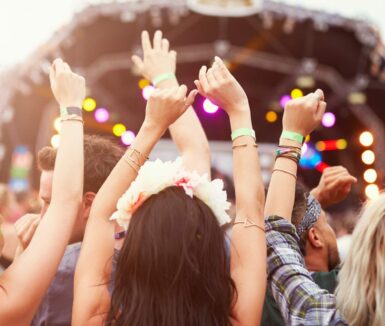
{"left": 138, "top": 79, "right": 150, "bottom": 89}
{"left": 142, "top": 85, "right": 155, "bottom": 100}
{"left": 112, "top": 123, "right": 126, "bottom": 137}
{"left": 347, "top": 91, "right": 367, "bottom": 105}
{"left": 54, "top": 117, "right": 61, "bottom": 133}
{"left": 290, "top": 88, "right": 303, "bottom": 99}
{"left": 359, "top": 131, "right": 374, "bottom": 147}
{"left": 364, "top": 169, "right": 377, "bottom": 183}
{"left": 94, "top": 108, "right": 109, "bottom": 123}
{"left": 322, "top": 112, "right": 336, "bottom": 128}
{"left": 83, "top": 97, "right": 97, "bottom": 112}
{"left": 121, "top": 130, "right": 136, "bottom": 146}
{"left": 203, "top": 99, "right": 219, "bottom": 114}
{"left": 365, "top": 184, "right": 379, "bottom": 200}
{"left": 315, "top": 139, "right": 347, "bottom": 151}
{"left": 51, "top": 134, "right": 60, "bottom": 149}
{"left": 265, "top": 111, "right": 277, "bottom": 123}
{"left": 361, "top": 150, "right": 375, "bottom": 165}
{"left": 296, "top": 75, "right": 315, "bottom": 89}
{"left": 280, "top": 95, "right": 291, "bottom": 108}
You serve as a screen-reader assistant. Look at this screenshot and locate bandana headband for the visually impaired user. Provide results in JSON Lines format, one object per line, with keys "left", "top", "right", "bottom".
{"left": 296, "top": 194, "right": 321, "bottom": 236}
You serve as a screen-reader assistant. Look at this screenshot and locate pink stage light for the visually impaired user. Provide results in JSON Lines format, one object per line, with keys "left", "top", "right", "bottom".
{"left": 94, "top": 108, "right": 109, "bottom": 123}
{"left": 121, "top": 130, "right": 136, "bottom": 146}
{"left": 322, "top": 112, "right": 336, "bottom": 128}
{"left": 280, "top": 95, "right": 291, "bottom": 108}
{"left": 142, "top": 85, "right": 155, "bottom": 100}
{"left": 203, "top": 98, "right": 219, "bottom": 114}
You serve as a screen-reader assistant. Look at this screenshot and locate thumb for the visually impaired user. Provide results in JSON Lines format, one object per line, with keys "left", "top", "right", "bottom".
{"left": 185, "top": 89, "right": 198, "bottom": 109}
{"left": 131, "top": 55, "right": 144, "bottom": 71}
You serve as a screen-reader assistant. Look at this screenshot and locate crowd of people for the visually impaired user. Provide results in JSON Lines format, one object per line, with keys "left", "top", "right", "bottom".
{"left": 0, "top": 30, "right": 383, "bottom": 326}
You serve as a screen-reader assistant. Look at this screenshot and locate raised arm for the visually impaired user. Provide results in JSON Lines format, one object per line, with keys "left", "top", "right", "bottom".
{"left": 73, "top": 86, "right": 197, "bottom": 325}
{"left": 132, "top": 30, "right": 210, "bottom": 176}
{"left": 0, "top": 59, "right": 85, "bottom": 325}
{"left": 264, "top": 90, "right": 326, "bottom": 220}
{"left": 195, "top": 57, "right": 266, "bottom": 325}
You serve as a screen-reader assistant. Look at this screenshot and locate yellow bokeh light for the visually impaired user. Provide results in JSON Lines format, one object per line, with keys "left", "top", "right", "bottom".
{"left": 336, "top": 139, "right": 348, "bottom": 150}
{"left": 54, "top": 117, "right": 61, "bottom": 133}
{"left": 51, "top": 134, "right": 60, "bottom": 149}
{"left": 305, "top": 135, "right": 311, "bottom": 143}
{"left": 364, "top": 169, "right": 377, "bottom": 183}
{"left": 291, "top": 88, "right": 303, "bottom": 99}
{"left": 83, "top": 97, "right": 97, "bottom": 112}
{"left": 362, "top": 150, "right": 375, "bottom": 165}
{"left": 359, "top": 131, "right": 374, "bottom": 147}
{"left": 265, "top": 111, "right": 278, "bottom": 123}
{"left": 112, "top": 123, "right": 126, "bottom": 137}
{"left": 138, "top": 79, "right": 150, "bottom": 89}
{"left": 365, "top": 184, "right": 379, "bottom": 200}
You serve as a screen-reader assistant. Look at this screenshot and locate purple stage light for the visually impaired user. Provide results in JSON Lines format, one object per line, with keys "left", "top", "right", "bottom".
{"left": 142, "top": 85, "right": 155, "bottom": 100}
{"left": 121, "top": 130, "right": 136, "bottom": 146}
{"left": 322, "top": 112, "right": 336, "bottom": 128}
{"left": 280, "top": 95, "right": 291, "bottom": 108}
{"left": 203, "top": 98, "right": 219, "bottom": 114}
{"left": 94, "top": 108, "right": 109, "bottom": 123}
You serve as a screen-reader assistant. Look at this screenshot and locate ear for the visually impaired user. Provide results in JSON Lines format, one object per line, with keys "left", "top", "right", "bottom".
{"left": 307, "top": 227, "right": 324, "bottom": 249}
{"left": 81, "top": 192, "right": 96, "bottom": 220}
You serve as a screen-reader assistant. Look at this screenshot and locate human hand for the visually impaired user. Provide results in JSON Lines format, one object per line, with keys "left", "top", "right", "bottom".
{"left": 311, "top": 166, "right": 357, "bottom": 207}
{"left": 282, "top": 89, "right": 326, "bottom": 136}
{"left": 132, "top": 30, "right": 177, "bottom": 83}
{"left": 143, "top": 85, "right": 198, "bottom": 134}
{"left": 49, "top": 59, "right": 86, "bottom": 108}
{"left": 194, "top": 56, "right": 249, "bottom": 117}
{"left": 14, "top": 214, "right": 41, "bottom": 249}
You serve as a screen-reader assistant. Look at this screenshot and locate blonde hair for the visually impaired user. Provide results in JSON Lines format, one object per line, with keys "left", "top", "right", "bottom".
{"left": 336, "top": 193, "right": 385, "bottom": 326}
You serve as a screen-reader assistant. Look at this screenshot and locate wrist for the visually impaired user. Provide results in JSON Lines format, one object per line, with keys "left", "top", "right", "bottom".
{"left": 229, "top": 110, "right": 252, "bottom": 131}
{"left": 155, "top": 78, "right": 179, "bottom": 89}
{"left": 59, "top": 102, "right": 82, "bottom": 109}
{"left": 279, "top": 138, "right": 302, "bottom": 149}
{"left": 141, "top": 120, "right": 166, "bottom": 138}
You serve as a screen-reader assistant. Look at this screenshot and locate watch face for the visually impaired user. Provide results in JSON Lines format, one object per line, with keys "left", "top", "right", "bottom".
{"left": 186, "top": 0, "right": 262, "bottom": 17}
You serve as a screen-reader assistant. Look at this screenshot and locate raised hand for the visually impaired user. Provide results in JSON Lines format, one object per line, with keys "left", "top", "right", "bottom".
{"left": 132, "top": 30, "right": 176, "bottom": 82}
{"left": 14, "top": 214, "right": 41, "bottom": 250}
{"left": 49, "top": 58, "right": 86, "bottom": 108}
{"left": 143, "top": 85, "right": 198, "bottom": 135}
{"left": 311, "top": 166, "right": 357, "bottom": 207}
{"left": 283, "top": 89, "right": 326, "bottom": 137}
{"left": 194, "top": 56, "right": 249, "bottom": 117}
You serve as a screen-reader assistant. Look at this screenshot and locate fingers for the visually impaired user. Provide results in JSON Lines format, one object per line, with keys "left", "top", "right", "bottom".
{"left": 194, "top": 80, "right": 204, "bottom": 95}
{"left": 317, "top": 101, "right": 327, "bottom": 121}
{"left": 198, "top": 66, "right": 209, "bottom": 93}
{"left": 206, "top": 68, "right": 218, "bottom": 86}
{"left": 176, "top": 84, "right": 188, "bottom": 99}
{"left": 131, "top": 55, "right": 144, "bottom": 71}
{"left": 153, "top": 30, "right": 162, "bottom": 51}
{"left": 214, "top": 56, "right": 231, "bottom": 79}
{"left": 162, "top": 38, "right": 169, "bottom": 52}
{"left": 314, "top": 89, "right": 325, "bottom": 102}
{"left": 141, "top": 30, "right": 152, "bottom": 54}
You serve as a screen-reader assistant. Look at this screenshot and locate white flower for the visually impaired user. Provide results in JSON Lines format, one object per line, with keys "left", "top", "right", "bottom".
{"left": 110, "top": 157, "right": 231, "bottom": 230}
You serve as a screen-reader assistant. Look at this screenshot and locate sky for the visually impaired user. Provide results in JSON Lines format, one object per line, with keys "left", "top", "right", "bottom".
{"left": 0, "top": 0, "right": 384, "bottom": 70}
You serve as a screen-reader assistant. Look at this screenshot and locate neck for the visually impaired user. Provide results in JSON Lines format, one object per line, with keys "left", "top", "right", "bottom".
{"left": 304, "top": 253, "right": 329, "bottom": 272}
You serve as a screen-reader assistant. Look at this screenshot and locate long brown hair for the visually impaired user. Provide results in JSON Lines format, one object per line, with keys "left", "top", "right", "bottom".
{"left": 107, "top": 187, "right": 235, "bottom": 326}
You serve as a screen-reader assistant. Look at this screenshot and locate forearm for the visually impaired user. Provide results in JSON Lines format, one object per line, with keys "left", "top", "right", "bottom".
{"left": 230, "top": 111, "right": 266, "bottom": 324}
{"left": 264, "top": 139, "right": 299, "bottom": 221}
{"left": 51, "top": 121, "right": 84, "bottom": 205}
{"left": 157, "top": 79, "right": 210, "bottom": 175}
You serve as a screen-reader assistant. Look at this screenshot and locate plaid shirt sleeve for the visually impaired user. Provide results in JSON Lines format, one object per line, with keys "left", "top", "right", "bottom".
{"left": 265, "top": 216, "right": 347, "bottom": 326}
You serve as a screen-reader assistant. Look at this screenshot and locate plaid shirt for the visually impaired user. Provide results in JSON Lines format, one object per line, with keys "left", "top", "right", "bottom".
{"left": 265, "top": 216, "right": 348, "bottom": 326}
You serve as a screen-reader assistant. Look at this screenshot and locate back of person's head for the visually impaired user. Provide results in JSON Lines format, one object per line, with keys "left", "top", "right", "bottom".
{"left": 37, "top": 134, "right": 124, "bottom": 194}
{"left": 291, "top": 182, "right": 309, "bottom": 251}
{"left": 336, "top": 193, "right": 385, "bottom": 326}
{"left": 107, "top": 186, "right": 235, "bottom": 326}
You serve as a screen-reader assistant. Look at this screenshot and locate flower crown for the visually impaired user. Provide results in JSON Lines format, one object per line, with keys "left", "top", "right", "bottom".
{"left": 110, "top": 158, "right": 231, "bottom": 231}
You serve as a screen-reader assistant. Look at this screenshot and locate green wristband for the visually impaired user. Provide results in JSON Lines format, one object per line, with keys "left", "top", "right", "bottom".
{"left": 152, "top": 73, "right": 176, "bottom": 86}
{"left": 231, "top": 128, "right": 256, "bottom": 141}
{"left": 280, "top": 130, "right": 304, "bottom": 144}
